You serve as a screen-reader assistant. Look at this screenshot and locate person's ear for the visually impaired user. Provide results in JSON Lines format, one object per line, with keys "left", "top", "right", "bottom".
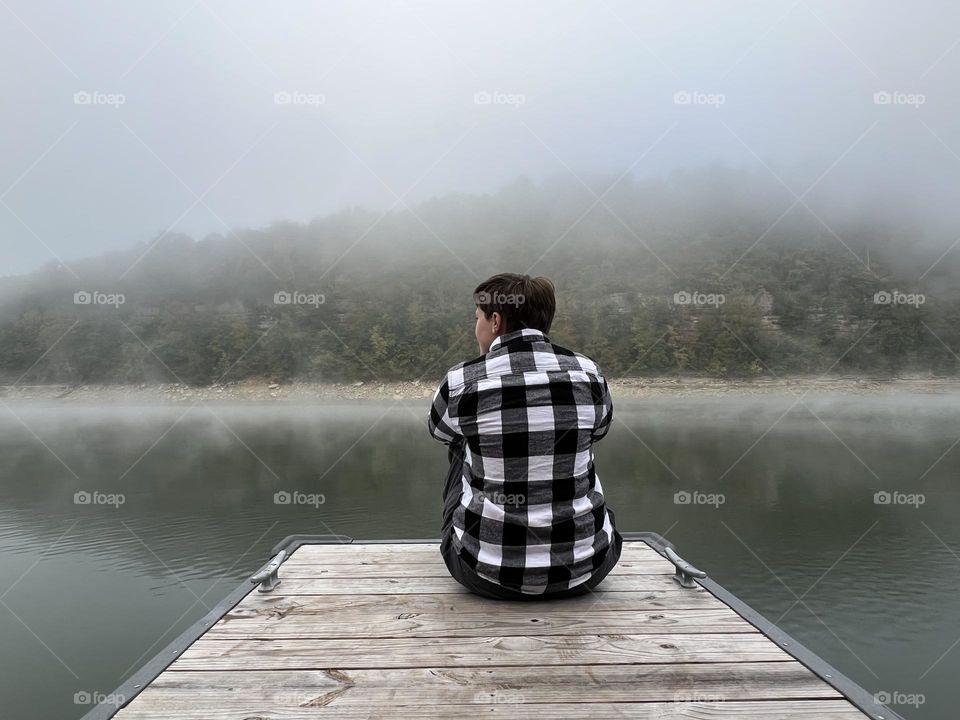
{"left": 492, "top": 311, "right": 504, "bottom": 335}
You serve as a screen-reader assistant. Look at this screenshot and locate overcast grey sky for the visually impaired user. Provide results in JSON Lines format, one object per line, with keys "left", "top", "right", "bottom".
{"left": 2, "top": 0, "right": 959, "bottom": 276}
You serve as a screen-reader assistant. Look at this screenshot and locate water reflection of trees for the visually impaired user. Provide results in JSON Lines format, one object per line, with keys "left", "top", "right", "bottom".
{"left": 1, "top": 398, "right": 956, "bottom": 579}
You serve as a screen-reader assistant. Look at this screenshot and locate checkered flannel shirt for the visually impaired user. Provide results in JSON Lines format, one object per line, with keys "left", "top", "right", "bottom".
{"left": 428, "top": 327, "right": 616, "bottom": 594}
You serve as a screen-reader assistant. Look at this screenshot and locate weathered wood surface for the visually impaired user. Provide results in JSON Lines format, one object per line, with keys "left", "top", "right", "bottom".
{"left": 210, "top": 606, "right": 757, "bottom": 638}
{"left": 114, "top": 664, "right": 843, "bottom": 717}
{"left": 172, "top": 633, "right": 794, "bottom": 669}
{"left": 268, "top": 573, "right": 694, "bottom": 594}
{"left": 114, "top": 540, "right": 871, "bottom": 719}
{"left": 116, "top": 700, "right": 867, "bottom": 719}
{"left": 226, "top": 589, "right": 728, "bottom": 613}
{"left": 278, "top": 559, "right": 673, "bottom": 577}
{"left": 284, "top": 542, "right": 670, "bottom": 566}
{"left": 232, "top": 585, "right": 727, "bottom": 620}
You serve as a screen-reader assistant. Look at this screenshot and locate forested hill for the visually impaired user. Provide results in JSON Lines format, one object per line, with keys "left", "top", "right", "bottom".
{"left": 2, "top": 170, "right": 958, "bottom": 385}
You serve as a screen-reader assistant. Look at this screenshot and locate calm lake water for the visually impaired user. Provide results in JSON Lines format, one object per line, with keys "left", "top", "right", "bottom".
{"left": 1, "top": 395, "right": 957, "bottom": 719}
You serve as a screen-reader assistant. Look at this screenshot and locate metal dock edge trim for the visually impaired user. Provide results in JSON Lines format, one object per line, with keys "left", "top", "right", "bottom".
{"left": 84, "top": 532, "right": 905, "bottom": 720}
{"left": 624, "top": 531, "right": 905, "bottom": 720}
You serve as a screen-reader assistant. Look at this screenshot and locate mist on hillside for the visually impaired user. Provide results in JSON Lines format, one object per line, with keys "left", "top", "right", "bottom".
{"left": 1, "top": 1, "right": 959, "bottom": 383}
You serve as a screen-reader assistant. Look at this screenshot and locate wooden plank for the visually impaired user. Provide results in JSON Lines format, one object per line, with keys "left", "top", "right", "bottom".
{"left": 111, "top": 662, "right": 840, "bottom": 715}
{"left": 230, "top": 590, "right": 728, "bottom": 617}
{"left": 170, "top": 633, "right": 794, "bottom": 670}
{"left": 117, "top": 699, "right": 865, "bottom": 719}
{"left": 267, "top": 573, "right": 688, "bottom": 595}
{"left": 285, "top": 542, "right": 668, "bottom": 565}
{"left": 209, "top": 606, "right": 758, "bottom": 638}
{"left": 277, "top": 559, "right": 673, "bottom": 578}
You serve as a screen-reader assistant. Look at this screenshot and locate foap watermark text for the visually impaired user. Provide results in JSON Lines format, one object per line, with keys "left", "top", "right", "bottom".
{"left": 74, "top": 490, "right": 125, "bottom": 508}
{"left": 674, "top": 490, "right": 725, "bottom": 508}
{"left": 74, "top": 290, "right": 125, "bottom": 307}
{"left": 274, "top": 291, "right": 325, "bottom": 307}
{"left": 674, "top": 290, "right": 724, "bottom": 307}
{"left": 274, "top": 490, "right": 325, "bottom": 508}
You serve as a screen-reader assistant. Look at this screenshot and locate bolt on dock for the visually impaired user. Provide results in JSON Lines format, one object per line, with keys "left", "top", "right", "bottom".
{"left": 85, "top": 533, "right": 903, "bottom": 719}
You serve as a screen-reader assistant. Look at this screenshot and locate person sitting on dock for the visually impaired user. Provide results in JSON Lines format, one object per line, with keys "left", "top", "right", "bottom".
{"left": 428, "top": 272, "right": 622, "bottom": 600}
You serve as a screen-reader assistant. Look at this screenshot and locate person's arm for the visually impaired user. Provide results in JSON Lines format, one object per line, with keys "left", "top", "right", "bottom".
{"left": 428, "top": 375, "right": 461, "bottom": 445}
{"left": 591, "top": 374, "right": 614, "bottom": 442}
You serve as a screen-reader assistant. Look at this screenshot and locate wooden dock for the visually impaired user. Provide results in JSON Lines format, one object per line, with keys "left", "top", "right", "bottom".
{"left": 96, "top": 536, "right": 898, "bottom": 719}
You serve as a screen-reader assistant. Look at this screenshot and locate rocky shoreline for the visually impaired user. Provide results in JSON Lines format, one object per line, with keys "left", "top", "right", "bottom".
{"left": 2, "top": 375, "right": 959, "bottom": 403}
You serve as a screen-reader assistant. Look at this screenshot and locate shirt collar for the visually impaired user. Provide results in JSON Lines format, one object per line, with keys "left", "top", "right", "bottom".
{"left": 488, "top": 328, "right": 548, "bottom": 353}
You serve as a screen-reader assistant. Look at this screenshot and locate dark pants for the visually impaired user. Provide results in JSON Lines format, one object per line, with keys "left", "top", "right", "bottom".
{"left": 439, "top": 440, "right": 622, "bottom": 601}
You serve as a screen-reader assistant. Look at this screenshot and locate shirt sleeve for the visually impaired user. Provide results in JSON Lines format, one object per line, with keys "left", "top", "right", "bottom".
{"left": 427, "top": 375, "right": 461, "bottom": 445}
{"left": 591, "top": 374, "right": 614, "bottom": 442}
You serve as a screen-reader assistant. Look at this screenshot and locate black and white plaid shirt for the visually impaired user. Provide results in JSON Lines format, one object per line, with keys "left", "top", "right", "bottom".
{"left": 428, "top": 328, "right": 617, "bottom": 594}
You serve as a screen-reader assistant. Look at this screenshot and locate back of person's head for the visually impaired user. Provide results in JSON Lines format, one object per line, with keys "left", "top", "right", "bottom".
{"left": 474, "top": 273, "right": 556, "bottom": 333}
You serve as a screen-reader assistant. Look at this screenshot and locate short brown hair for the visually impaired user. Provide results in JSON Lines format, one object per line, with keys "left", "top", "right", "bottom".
{"left": 474, "top": 273, "right": 556, "bottom": 333}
